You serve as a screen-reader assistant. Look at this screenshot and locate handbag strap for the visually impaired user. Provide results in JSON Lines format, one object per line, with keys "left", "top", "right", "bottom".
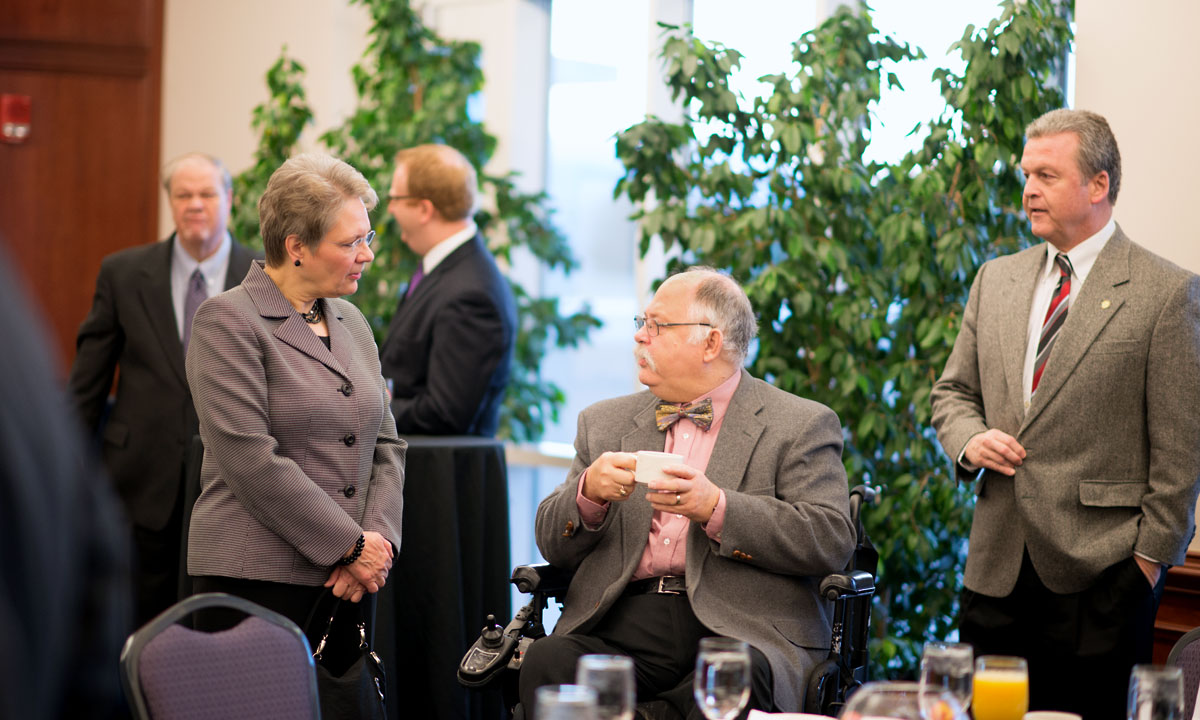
{"left": 305, "top": 589, "right": 370, "bottom": 660}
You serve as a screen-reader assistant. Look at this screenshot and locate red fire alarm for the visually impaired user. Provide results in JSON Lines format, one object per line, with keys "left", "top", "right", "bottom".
{"left": 1, "top": 94, "right": 32, "bottom": 144}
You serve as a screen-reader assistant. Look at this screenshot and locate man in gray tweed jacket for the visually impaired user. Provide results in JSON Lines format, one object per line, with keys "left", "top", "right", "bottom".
{"left": 518, "top": 268, "right": 854, "bottom": 719}
{"left": 932, "top": 109, "right": 1200, "bottom": 720}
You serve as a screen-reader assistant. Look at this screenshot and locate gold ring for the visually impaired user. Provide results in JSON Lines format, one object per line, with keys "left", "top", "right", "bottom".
{"left": 675, "top": 493, "right": 682, "bottom": 505}
{"left": 618, "top": 486, "right": 627, "bottom": 497}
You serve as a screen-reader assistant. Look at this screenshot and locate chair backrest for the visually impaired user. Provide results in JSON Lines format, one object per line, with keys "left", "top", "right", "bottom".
{"left": 120, "top": 592, "right": 320, "bottom": 720}
{"left": 1168, "top": 626, "right": 1200, "bottom": 720}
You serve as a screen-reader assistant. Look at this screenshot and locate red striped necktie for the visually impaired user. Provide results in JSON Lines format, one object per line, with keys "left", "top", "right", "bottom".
{"left": 1032, "top": 253, "right": 1072, "bottom": 395}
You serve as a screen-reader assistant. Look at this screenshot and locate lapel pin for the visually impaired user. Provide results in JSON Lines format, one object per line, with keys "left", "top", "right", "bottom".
{"left": 1100, "top": 299, "right": 1111, "bottom": 309}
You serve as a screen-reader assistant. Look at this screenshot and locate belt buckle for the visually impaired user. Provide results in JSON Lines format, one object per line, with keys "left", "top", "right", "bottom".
{"left": 656, "top": 576, "right": 682, "bottom": 595}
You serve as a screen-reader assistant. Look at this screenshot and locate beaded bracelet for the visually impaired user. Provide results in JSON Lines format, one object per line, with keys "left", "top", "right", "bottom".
{"left": 337, "top": 534, "right": 365, "bottom": 566}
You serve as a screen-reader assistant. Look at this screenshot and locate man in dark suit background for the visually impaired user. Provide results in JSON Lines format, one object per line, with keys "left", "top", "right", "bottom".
{"left": 931, "top": 109, "right": 1200, "bottom": 719}
{"left": 68, "top": 152, "right": 257, "bottom": 625}
{"left": 380, "top": 144, "right": 517, "bottom": 436}
{"left": 520, "top": 268, "right": 854, "bottom": 719}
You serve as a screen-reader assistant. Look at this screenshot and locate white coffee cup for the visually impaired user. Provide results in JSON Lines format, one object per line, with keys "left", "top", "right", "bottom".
{"left": 634, "top": 451, "right": 683, "bottom": 484}
{"left": 1023, "top": 713, "right": 1082, "bottom": 720}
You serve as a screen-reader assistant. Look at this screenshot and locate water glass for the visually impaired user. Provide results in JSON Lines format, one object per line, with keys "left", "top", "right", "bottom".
{"left": 1127, "top": 664, "right": 1184, "bottom": 720}
{"left": 973, "top": 655, "right": 1028, "bottom": 720}
{"left": 576, "top": 654, "right": 635, "bottom": 720}
{"left": 919, "top": 641, "right": 974, "bottom": 712}
{"left": 840, "top": 680, "right": 967, "bottom": 720}
{"left": 536, "top": 683, "right": 598, "bottom": 720}
{"left": 693, "top": 637, "right": 751, "bottom": 720}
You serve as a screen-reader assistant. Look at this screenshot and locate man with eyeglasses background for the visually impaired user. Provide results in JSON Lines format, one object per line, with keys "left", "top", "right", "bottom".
{"left": 519, "top": 267, "right": 855, "bottom": 719}
{"left": 379, "top": 143, "right": 517, "bottom": 437}
{"left": 67, "top": 152, "right": 257, "bottom": 626}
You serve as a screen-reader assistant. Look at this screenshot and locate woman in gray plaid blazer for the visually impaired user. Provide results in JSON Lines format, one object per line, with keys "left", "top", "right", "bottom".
{"left": 185, "top": 154, "right": 405, "bottom": 674}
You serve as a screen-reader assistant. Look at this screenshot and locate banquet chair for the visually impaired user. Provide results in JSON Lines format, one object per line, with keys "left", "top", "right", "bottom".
{"left": 1167, "top": 626, "right": 1200, "bottom": 720}
{"left": 120, "top": 592, "right": 320, "bottom": 720}
{"left": 458, "top": 484, "right": 879, "bottom": 718}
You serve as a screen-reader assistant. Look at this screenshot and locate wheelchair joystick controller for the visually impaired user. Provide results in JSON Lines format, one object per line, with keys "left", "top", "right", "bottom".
{"left": 480, "top": 615, "right": 503, "bottom": 648}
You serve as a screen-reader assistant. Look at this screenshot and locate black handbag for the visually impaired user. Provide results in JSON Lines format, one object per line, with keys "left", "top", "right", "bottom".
{"left": 310, "top": 597, "right": 387, "bottom": 720}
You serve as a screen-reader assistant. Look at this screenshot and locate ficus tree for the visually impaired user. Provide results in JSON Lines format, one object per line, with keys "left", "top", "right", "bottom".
{"left": 614, "top": 0, "right": 1072, "bottom": 676}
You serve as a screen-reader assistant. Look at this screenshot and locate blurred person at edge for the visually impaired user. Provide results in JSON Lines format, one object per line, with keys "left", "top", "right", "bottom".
{"left": 1, "top": 238, "right": 132, "bottom": 719}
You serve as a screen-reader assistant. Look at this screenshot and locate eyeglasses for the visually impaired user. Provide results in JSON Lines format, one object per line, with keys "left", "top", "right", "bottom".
{"left": 337, "top": 230, "right": 375, "bottom": 252}
{"left": 387, "top": 194, "right": 423, "bottom": 202}
{"left": 634, "top": 315, "right": 714, "bottom": 337}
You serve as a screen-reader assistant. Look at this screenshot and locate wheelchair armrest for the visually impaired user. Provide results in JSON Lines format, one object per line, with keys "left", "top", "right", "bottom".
{"left": 819, "top": 570, "right": 875, "bottom": 602}
{"left": 511, "top": 563, "right": 574, "bottom": 597}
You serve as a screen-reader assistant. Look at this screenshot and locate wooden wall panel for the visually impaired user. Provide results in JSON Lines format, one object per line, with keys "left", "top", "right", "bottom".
{"left": 0, "top": 0, "right": 163, "bottom": 374}
{"left": 1155, "top": 551, "right": 1200, "bottom": 663}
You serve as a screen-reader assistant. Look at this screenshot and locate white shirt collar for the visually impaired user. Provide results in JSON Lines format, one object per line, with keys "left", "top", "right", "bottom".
{"left": 172, "top": 231, "right": 232, "bottom": 281}
{"left": 1040, "top": 217, "right": 1115, "bottom": 286}
{"left": 420, "top": 222, "right": 477, "bottom": 274}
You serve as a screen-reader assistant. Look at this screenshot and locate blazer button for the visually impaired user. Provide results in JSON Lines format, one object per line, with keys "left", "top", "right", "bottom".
{"left": 343, "top": 485, "right": 356, "bottom": 498}
{"left": 340, "top": 383, "right": 353, "bottom": 396}
{"left": 343, "top": 433, "right": 356, "bottom": 447}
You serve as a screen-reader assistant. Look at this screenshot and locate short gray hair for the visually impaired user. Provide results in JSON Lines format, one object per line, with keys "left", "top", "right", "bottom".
{"left": 1026, "top": 108, "right": 1121, "bottom": 205}
{"left": 162, "top": 152, "right": 232, "bottom": 195}
{"left": 669, "top": 266, "right": 757, "bottom": 364}
{"left": 258, "top": 154, "right": 378, "bottom": 267}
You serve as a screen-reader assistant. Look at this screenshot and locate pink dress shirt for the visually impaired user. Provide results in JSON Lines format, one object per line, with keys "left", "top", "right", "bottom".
{"left": 575, "top": 370, "right": 741, "bottom": 580}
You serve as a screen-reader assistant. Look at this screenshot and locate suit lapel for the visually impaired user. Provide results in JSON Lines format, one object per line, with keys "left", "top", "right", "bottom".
{"left": 242, "top": 262, "right": 352, "bottom": 382}
{"left": 704, "top": 370, "right": 765, "bottom": 492}
{"left": 325, "top": 302, "right": 356, "bottom": 374}
{"left": 1021, "top": 230, "right": 1130, "bottom": 431}
{"left": 138, "top": 238, "right": 187, "bottom": 385}
{"left": 397, "top": 235, "right": 482, "bottom": 313}
{"left": 1001, "top": 249, "right": 1044, "bottom": 412}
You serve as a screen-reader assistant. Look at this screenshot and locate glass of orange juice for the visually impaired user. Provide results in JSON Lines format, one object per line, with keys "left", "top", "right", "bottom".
{"left": 972, "top": 655, "right": 1028, "bottom": 720}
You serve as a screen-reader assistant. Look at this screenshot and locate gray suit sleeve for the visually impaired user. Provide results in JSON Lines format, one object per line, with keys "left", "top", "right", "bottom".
{"left": 363, "top": 398, "right": 405, "bottom": 554}
{"left": 1138, "top": 274, "right": 1200, "bottom": 564}
{"left": 717, "top": 404, "right": 855, "bottom": 577}
{"left": 931, "top": 265, "right": 991, "bottom": 479}
{"left": 534, "top": 410, "right": 613, "bottom": 570}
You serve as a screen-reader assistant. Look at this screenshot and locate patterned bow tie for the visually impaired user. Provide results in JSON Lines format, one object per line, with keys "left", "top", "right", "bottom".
{"left": 655, "top": 397, "right": 714, "bottom": 432}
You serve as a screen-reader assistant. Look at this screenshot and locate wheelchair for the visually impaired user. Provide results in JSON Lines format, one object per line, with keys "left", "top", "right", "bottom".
{"left": 459, "top": 485, "right": 879, "bottom": 718}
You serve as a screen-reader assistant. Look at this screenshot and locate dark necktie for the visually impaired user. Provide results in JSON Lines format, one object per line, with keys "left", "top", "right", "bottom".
{"left": 655, "top": 397, "right": 714, "bottom": 432}
{"left": 405, "top": 264, "right": 425, "bottom": 299}
{"left": 182, "top": 268, "right": 208, "bottom": 352}
{"left": 1032, "top": 253, "right": 1072, "bottom": 395}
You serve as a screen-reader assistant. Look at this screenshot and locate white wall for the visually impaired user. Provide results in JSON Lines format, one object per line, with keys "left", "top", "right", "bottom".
{"left": 1075, "top": 0, "right": 1200, "bottom": 551}
{"left": 159, "top": 0, "right": 371, "bottom": 236}
{"left": 1074, "top": 0, "right": 1200, "bottom": 273}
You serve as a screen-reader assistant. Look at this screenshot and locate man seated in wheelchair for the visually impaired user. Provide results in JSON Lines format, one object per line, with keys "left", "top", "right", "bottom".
{"left": 520, "top": 268, "right": 855, "bottom": 719}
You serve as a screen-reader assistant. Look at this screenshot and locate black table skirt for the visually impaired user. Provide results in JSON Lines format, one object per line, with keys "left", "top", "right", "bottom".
{"left": 375, "top": 435, "right": 512, "bottom": 720}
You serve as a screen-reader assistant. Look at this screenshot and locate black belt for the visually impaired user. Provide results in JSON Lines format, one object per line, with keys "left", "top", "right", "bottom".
{"left": 624, "top": 575, "right": 686, "bottom": 596}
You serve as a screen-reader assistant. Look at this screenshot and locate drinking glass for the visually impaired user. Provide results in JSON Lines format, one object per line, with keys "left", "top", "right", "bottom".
{"left": 973, "top": 656, "right": 1028, "bottom": 720}
{"left": 536, "top": 683, "right": 598, "bottom": 720}
{"left": 693, "top": 637, "right": 751, "bottom": 720}
{"left": 919, "top": 641, "right": 974, "bottom": 713}
{"left": 576, "top": 654, "right": 635, "bottom": 720}
{"left": 1127, "top": 664, "right": 1184, "bottom": 720}
{"left": 840, "top": 680, "right": 966, "bottom": 720}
